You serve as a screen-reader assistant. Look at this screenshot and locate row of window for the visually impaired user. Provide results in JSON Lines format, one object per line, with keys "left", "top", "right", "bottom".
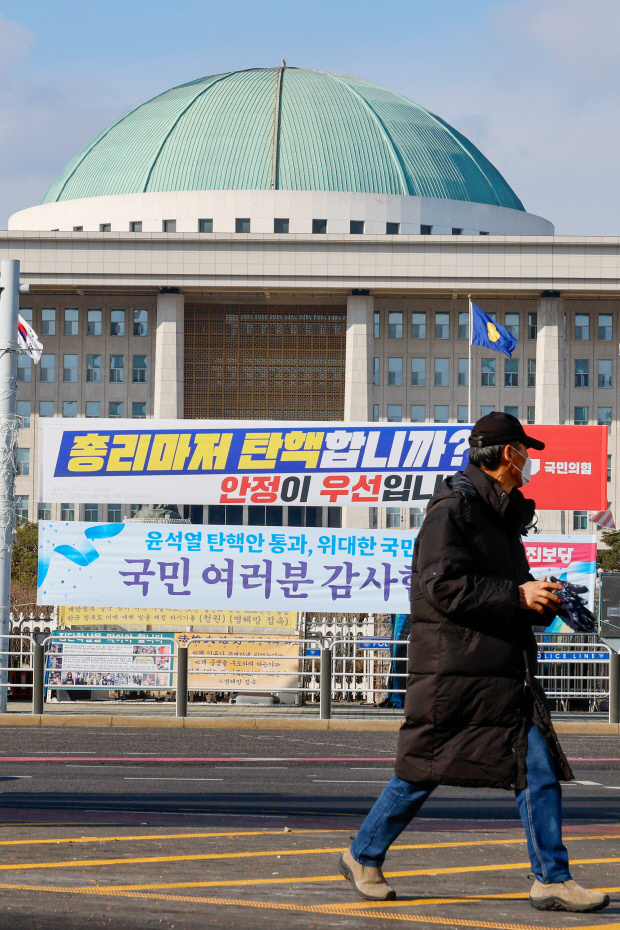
{"left": 374, "top": 356, "right": 537, "bottom": 388}
{"left": 20, "top": 308, "right": 148, "bottom": 338}
{"left": 374, "top": 310, "right": 617, "bottom": 342}
{"left": 371, "top": 404, "right": 535, "bottom": 424}
{"left": 373, "top": 507, "right": 602, "bottom": 532}
{"left": 16, "top": 400, "right": 146, "bottom": 429}
{"left": 89, "top": 219, "right": 481, "bottom": 236}
{"left": 17, "top": 354, "right": 148, "bottom": 384}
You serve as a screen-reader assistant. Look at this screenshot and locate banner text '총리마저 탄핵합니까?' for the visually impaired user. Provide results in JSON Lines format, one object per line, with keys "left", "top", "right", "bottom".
{"left": 38, "top": 419, "right": 607, "bottom": 510}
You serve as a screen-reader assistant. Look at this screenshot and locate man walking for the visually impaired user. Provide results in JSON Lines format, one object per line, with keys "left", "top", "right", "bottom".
{"left": 340, "top": 412, "right": 609, "bottom": 913}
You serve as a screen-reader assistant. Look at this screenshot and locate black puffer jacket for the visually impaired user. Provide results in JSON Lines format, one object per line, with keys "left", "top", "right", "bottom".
{"left": 395, "top": 463, "right": 573, "bottom": 791}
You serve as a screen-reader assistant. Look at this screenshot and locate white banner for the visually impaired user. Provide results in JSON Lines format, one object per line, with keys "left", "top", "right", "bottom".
{"left": 38, "top": 522, "right": 414, "bottom": 613}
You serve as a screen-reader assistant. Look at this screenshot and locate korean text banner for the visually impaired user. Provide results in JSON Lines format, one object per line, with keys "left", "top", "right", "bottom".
{"left": 524, "top": 534, "right": 597, "bottom": 635}
{"left": 58, "top": 606, "right": 298, "bottom": 631}
{"left": 45, "top": 631, "right": 176, "bottom": 690}
{"left": 38, "top": 419, "right": 607, "bottom": 511}
{"left": 38, "top": 522, "right": 414, "bottom": 613}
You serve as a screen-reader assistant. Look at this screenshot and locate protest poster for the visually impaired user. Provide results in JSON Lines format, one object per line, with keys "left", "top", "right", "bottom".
{"left": 58, "top": 606, "right": 298, "bottom": 632}
{"left": 45, "top": 630, "right": 176, "bottom": 689}
{"left": 175, "top": 632, "right": 300, "bottom": 692}
{"left": 38, "top": 419, "right": 607, "bottom": 510}
{"left": 524, "top": 534, "right": 598, "bottom": 634}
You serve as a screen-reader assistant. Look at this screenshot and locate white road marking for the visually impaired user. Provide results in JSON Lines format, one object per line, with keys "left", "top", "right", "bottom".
{"left": 567, "top": 780, "right": 620, "bottom": 789}
{"left": 123, "top": 777, "right": 224, "bottom": 781}
{"left": 311, "top": 779, "right": 389, "bottom": 784}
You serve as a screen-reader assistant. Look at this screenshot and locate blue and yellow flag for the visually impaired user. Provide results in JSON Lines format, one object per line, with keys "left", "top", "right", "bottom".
{"left": 471, "top": 302, "right": 517, "bottom": 357}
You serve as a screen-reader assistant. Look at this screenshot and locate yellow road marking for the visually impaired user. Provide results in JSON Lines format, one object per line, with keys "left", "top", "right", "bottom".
{"left": 0, "top": 884, "right": 618, "bottom": 930}
{"left": 0, "top": 828, "right": 337, "bottom": 847}
{"left": 341, "top": 888, "right": 620, "bottom": 910}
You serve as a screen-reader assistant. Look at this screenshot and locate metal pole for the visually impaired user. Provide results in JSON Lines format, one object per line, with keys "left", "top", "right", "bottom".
{"left": 176, "top": 646, "right": 188, "bottom": 718}
{"left": 609, "top": 651, "right": 619, "bottom": 725}
{"left": 319, "top": 644, "right": 332, "bottom": 720}
{"left": 0, "top": 261, "right": 20, "bottom": 715}
{"left": 32, "top": 643, "right": 44, "bottom": 715}
{"left": 468, "top": 297, "right": 473, "bottom": 423}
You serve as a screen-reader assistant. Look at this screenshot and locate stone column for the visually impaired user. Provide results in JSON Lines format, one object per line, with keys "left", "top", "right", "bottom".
{"left": 342, "top": 293, "right": 373, "bottom": 529}
{"left": 534, "top": 291, "right": 564, "bottom": 533}
{"left": 154, "top": 290, "right": 184, "bottom": 419}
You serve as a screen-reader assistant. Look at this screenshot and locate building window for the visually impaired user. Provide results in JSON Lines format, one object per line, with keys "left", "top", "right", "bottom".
{"left": 386, "top": 507, "right": 401, "bottom": 528}
{"left": 99, "top": 223, "right": 111, "bottom": 232}
{"left": 129, "top": 221, "right": 142, "bottom": 232}
{"left": 133, "top": 309, "right": 148, "bottom": 336}
{"left": 481, "top": 405, "right": 496, "bottom": 416}
{"left": 410, "top": 405, "right": 425, "bottom": 422}
{"left": 370, "top": 508, "right": 378, "bottom": 529}
{"left": 574, "top": 406, "right": 589, "bottom": 425}
{"left": 598, "top": 359, "right": 613, "bottom": 388}
{"left": 312, "top": 219, "right": 327, "bottom": 234}
{"left": 350, "top": 220, "right": 364, "bottom": 234}
{"left": 504, "top": 405, "right": 519, "bottom": 418}
{"left": 527, "top": 405, "right": 535, "bottom": 424}
{"left": 64, "top": 308, "right": 79, "bottom": 336}
{"left": 17, "top": 356, "right": 32, "bottom": 383}
{"left": 457, "top": 405, "right": 468, "bottom": 423}
{"left": 20, "top": 309, "right": 33, "bottom": 324}
{"left": 388, "top": 311, "right": 403, "bottom": 338}
{"left": 63, "top": 354, "right": 78, "bottom": 382}
{"left": 451, "top": 227, "right": 463, "bottom": 235}
{"left": 420, "top": 224, "right": 432, "bottom": 235}
{"left": 198, "top": 218, "right": 213, "bottom": 233}
{"left": 248, "top": 505, "right": 283, "bottom": 526}
{"left": 87, "top": 309, "right": 102, "bottom": 336}
{"left": 86, "top": 401, "right": 100, "bottom": 417}
{"left": 575, "top": 313, "right": 590, "bottom": 340}
{"left": 84, "top": 503, "right": 99, "bottom": 522}
{"left": 107, "top": 504, "right": 122, "bottom": 523}
{"left": 16, "top": 401, "right": 31, "bottom": 428}
{"left": 410, "top": 507, "right": 425, "bottom": 528}
{"left": 481, "top": 358, "right": 496, "bottom": 387}
{"left": 86, "top": 354, "right": 101, "bottom": 382}
{"left": 133, "top": 354, "right": 147, "bottom": 383}
{"left": 110, "top": 355, "right": 124, "bottom": 383}
{"left": 457, "top": 358, "right": 469, "bottom": 387}
{"left": 62, "top": 402, "right": 77, "bottom": 417}
{"left": 373, "top": 358, "right": 380, "bottom": 386}
{"left": 111, "top": 309, "right": 125, "bottom": 336}
{"left": 608, "top": 454, "right": 612, "bottom": 482}
{"left": 273, "top": 217, "right": 289, "bottom": 233}
{"left": 505, "top": 358, "right": 519, "bottom": 387}
{"left": 574, "top": 359, "right": 589, "bottom": 388}
{"left": 372, "top": 404, "right": 379, "bottom": 422}
{"left": 411, "top": 312, "right": 426, "bottom": 339}
{"left": 528, "top": 312, "right": 538, "bottom": 339}
{"left": 41, "top": 308, "right": 56, "bottom": 336}
{"left": 435, "top": 312, "right": 450, "bottom": 339}
{"left": 16, "top": 448, "right": 29, "bottom": 476}
{"left": 39, "top": 401, "right": 54, "bottom": 417}
{"left": 599, "top": 313, "right": 613, "bottom": 341}
{"left": 527, "top": 358, "right": 536, "bottom": 387}
{"left": 458, "top": 311, "right": 469, "bottom": 340}
{"left": 434, "top": 405, "right": 449, "bottom": 423}
{"left": 388, "top": 357, "right": 403, "bottom": 386}
{"left": 573, "top": 511, "right": 588, "bottom": 530}
{"left": 386, "top": 222, "right": 399, "bottom": 235}
{"left": 373, "top": 311, "right": 380, "bottom": 338}
{"left": 387, "top": 405, "right": 402, "bottom": 422}
{"left": 40, "top": 354, "right": 55, "bottom": 383}
{"left": 162, "top": 219, "right": 176, "bottom": 233}
{"left": 132, "top": 402, "right": 146, "bottom": 418}
{"left": 505, "top": 313, "right": 520, "bottom": 339}
{"left": 598, "top": 407, "right": 612, "bottom": 432}
{"left": 38, "top": 502, "right": 51, "bottom": 521}
{"left": 479, "top": 230, "right": 489, "bottom": 236}
{"left": 411, "top": 358, "right": 426, "bottom": 386}
{"left": 109, "top": 402, "right": 124, "bottom": 418}
{"left": 15, "top": 496, "right": 29, "bottom": 522}
{"left": 235, "top": 218, "right": 250, "bottom": 233}
{"left": 73, "top": 226, "right": 83, "bottom": 232}
{"left": 434, "top": 357, "right": 449, "bottom": 387}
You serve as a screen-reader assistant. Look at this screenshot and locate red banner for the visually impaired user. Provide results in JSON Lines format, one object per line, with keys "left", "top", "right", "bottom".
{"left": 521, "top": 425, "right": 607, "bottom": 510}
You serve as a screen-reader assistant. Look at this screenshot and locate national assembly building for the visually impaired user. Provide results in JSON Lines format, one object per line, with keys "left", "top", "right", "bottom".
{"left": 2, "top": 65, "right": 616, "bottom": 534}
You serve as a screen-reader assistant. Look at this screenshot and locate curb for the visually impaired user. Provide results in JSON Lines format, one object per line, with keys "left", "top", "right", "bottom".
{"left": 0, "top": 714, "right": 615, "bottom": 733}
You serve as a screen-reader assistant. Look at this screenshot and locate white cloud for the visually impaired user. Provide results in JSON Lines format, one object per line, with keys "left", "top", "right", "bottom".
{"left": 0, "top": 14, "right": 33, "bottom": 72}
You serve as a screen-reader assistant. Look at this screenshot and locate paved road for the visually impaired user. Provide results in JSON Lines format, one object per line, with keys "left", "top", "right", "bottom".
{"left": 0, "top": 727, "right": 617, "bottom": 928}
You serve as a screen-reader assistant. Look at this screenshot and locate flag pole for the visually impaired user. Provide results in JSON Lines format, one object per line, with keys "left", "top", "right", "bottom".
{"left": 468, "top": 296, "right": 473, "bottom": 423}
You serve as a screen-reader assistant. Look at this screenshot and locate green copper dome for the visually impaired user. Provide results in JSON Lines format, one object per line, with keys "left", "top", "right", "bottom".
{"left": 42, "top": 67, "right": 524, "bottom": 210}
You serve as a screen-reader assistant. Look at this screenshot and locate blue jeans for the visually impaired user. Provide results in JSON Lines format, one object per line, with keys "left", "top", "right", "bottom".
{"left": 351, "top": 722, "right": 571, "bottom": 884}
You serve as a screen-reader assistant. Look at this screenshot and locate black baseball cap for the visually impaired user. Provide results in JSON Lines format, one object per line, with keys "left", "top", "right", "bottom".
{"left": 469, "top": 412, "right": 545, "bottom": 451}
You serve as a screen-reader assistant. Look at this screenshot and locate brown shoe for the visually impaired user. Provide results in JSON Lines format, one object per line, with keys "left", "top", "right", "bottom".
{"left": 530, "top": 878, "right": 610, "bottom": 912}
{"left": 339, "top": 847, "right": 396, "bottom": 901}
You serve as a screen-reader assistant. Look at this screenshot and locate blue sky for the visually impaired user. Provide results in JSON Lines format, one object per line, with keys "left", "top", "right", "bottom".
{"left": 1, "top": 0, "right": 619, "bottom": 233}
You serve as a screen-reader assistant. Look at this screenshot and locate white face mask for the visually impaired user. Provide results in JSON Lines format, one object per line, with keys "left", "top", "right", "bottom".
{"left": 509, "top": 446, "right": 531, "bottom": 485}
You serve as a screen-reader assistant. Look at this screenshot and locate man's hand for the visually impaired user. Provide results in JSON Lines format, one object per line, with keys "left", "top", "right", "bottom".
{"left": 518, "top": 576, "right": 563, "bottom": 614}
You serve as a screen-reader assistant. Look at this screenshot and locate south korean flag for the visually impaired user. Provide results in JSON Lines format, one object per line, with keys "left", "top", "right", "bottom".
{"left": 17, "top": 315, "right": 43, "bottom": 363}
